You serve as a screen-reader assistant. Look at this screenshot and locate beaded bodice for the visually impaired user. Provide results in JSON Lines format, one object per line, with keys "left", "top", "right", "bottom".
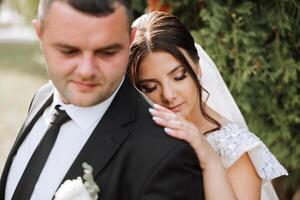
{"left": 205, "top": 123, "right": 288, "bottom": 180}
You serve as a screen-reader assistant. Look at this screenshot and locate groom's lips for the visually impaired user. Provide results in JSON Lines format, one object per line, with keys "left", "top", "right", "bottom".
{"left": 71, "top": 80, "right": 98, "bottom": 91}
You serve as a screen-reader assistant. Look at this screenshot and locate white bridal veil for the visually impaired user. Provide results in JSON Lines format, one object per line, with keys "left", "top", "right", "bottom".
{"left": 195, "top": 43, "right": 246, "bottom": 126}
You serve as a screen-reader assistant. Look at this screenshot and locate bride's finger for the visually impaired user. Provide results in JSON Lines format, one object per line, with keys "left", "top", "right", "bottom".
{"left": 149, "top": 108, "right": 178, "bottom": 119}
{"left": 152, "top": 116, "right": 189, "bottom": 131}
{"left": 153, "top": 104, "right": 176, "bottom": 115}
{"left": 164, "top": 128, "right": 190, "bottom": 140}
{"left": 150, "top": 109, "right": 191, "bottom": 130}
{"left": 164, "top": 128, "right": 200, "bottom": 146}
{"left": 164, "top": 128, "right": 204, "bottom": 152}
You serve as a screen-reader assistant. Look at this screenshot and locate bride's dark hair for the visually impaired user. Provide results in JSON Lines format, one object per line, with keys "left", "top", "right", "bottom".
{"left": 128, "top": 11, "right": 221, "bottom": 133}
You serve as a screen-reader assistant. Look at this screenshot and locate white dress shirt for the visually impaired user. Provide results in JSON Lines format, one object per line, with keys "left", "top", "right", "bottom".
{"left": 5, "top": 79, "right": 123, "bottom": 200}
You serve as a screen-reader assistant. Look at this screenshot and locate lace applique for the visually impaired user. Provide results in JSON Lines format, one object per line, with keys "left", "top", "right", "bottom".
{"left": 205, "top": 123, "right": 288, "bottom": 180}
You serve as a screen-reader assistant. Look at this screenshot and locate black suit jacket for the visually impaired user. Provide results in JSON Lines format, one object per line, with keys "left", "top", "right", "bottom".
{"left": 0, "top": 75, "right": 204, "bottom": 200}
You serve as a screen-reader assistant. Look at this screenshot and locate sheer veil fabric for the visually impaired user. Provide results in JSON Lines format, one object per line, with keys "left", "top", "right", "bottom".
{"left": 196, "top": 43, "right": 284, "bottom": 200}
{"left": 196, "top": 44, "right": 246, "bottom": 126}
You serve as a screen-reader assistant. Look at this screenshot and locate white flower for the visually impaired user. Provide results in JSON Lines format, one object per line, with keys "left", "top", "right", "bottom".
{"left": 54, "top": 177, "right": 92, "bottom": 200}
{"left": 54, "top": 162, "right": 100, "bottom": 200}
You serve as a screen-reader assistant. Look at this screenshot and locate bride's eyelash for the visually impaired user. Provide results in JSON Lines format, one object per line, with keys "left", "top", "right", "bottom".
{"left": 174, "top": 69, "right": 187, "bottom": 81}
{"left": 140, "top": 85, "right": 157, "bottom": 93}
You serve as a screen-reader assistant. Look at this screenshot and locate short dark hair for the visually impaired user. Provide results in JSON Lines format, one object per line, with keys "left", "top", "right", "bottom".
{"left": 38, "top": 0, "right": 133, "bottom": 28}
{"left": 129, "top": 11, "right": 221, "bottom": 133}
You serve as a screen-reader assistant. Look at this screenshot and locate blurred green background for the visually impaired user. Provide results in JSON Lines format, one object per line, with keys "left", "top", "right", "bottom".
{"left": 0, "top": 0, "right": 299, "bottom": 199}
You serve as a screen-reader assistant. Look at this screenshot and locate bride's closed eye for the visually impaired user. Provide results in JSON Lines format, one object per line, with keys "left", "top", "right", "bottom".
{"left": 140, "top": 83, "right": 157, "bottom": 93}
{"left": 174, "top": 68, "right": 187, "bottom": 81}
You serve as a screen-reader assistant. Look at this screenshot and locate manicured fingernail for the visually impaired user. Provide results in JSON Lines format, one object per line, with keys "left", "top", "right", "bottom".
{"left": 164, "top": 128, "right": 172, "bottom": 133}
{"left": 149, "top": 108, "right": 157, "bottom": 114}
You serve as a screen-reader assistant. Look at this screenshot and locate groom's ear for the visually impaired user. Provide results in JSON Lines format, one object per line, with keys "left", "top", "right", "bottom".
{"left": 32, "top": 19, "right": 42, "bottom": 39}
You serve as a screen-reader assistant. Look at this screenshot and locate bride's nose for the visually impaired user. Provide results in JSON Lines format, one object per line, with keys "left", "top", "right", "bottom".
{"left": 161, "top": 83, "right": 177, "bottom": 104}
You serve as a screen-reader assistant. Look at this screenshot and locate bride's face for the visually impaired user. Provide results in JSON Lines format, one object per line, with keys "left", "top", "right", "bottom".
{"left": 137, "top": 50, "right": 201, "bottom": 119}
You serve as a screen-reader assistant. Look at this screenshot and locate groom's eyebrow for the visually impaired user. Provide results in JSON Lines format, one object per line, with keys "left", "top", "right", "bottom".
{"left": 95, "top": 44, "right": 124, "bottom": 52}
{"left": 52, "top": 43, "right": 124, "bottom": 51}
{"left": 52, "top": 43, "right": 76, "bottom": 49}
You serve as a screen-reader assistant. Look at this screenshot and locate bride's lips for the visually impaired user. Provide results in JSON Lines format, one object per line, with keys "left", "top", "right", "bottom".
{"left": 169, "top": 103, "right": 183, "bottom": 112}
{"left": 71, "top": 80, "right": 98, "bottom": 91}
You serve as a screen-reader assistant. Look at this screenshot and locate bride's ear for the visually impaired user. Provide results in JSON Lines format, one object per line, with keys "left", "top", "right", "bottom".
{"left": 196, "top": 64, "right": 202, "bottom": 79}
{"left": 130, "top": 27, "right": 137, "bottom": 45}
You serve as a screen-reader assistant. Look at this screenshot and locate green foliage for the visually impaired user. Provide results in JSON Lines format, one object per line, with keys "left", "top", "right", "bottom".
{"left": 161, "top": 0, "right": 203, "bottom": 29}
{"left": 132, "top": 0, "right": 147, "bottom": 19}
{"left": 10, "top": 0, "right": 39, "bottom": 22}
{"left": 0, "top": 42, "right": 46, "bottom": 77}
{"left": 132, "top": 0, "right": 147, "bottom": 13}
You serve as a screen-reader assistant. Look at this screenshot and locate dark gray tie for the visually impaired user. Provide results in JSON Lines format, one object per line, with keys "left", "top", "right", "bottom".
{"left": 12, "top": 105, "right": 71, "bottom": 200}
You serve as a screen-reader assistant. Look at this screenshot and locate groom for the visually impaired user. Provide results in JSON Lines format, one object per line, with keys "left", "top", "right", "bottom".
{"left": 0, "top": 0, "right": 204, "bottom": 199}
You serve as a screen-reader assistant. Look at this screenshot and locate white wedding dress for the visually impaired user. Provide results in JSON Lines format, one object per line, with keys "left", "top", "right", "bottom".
{"left": 205, "top": 123, "right": 288, "bottom": 200}
{"left": 196, "top": 44, "right": 288, "bottom": 200}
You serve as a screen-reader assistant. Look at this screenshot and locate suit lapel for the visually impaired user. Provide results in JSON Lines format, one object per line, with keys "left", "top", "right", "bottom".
{"left": 62, "top": 118, "right": 131, "bottom": 181}
{"left": 61, "top": 76, "right": 137, "bottom": 184}
{"left": 0, "top": 84, "right": 54, "bottom": 198}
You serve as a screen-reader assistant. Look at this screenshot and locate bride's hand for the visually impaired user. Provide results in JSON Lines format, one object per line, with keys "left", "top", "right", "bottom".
{"left": 149, "top": 104, "right": 221, "bottom": 170}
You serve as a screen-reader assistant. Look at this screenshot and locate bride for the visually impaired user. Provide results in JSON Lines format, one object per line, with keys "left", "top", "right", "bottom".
{"left": 129, "top": 11, "right": 288, "bottom": 200}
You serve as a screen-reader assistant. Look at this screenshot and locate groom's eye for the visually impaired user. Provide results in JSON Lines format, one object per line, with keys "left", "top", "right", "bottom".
{"left": 97, "top": 50, "right": 117, "bottom": 57}
{"left": 60, "top": 48, "right": 79, "bottom": 56}
{"left": 95, "top": 45, "right": 122, "bottom": 58}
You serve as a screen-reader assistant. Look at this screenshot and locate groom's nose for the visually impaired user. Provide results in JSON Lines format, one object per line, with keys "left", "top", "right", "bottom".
{"left": 77, "top": 53, "right": 97, "bottom": 79}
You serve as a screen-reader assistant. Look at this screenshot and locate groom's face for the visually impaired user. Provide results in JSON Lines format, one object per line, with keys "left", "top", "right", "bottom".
{"left": 34, "top": 1, "right": 131, "bottom": 107}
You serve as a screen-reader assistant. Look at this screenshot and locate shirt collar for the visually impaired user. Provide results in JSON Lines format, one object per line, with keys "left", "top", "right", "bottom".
{"left": 46, "top": 77, "right": 124, "bottom": 130}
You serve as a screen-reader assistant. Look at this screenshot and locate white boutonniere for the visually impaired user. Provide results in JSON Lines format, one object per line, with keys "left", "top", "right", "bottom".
{"left": 54, "top": 162, "right": 100, "bottom": 200}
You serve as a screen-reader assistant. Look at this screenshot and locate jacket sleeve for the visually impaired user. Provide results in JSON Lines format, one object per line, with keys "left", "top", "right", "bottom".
{"left": 138, "top": 142, "right": 204, "bottom": 200}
